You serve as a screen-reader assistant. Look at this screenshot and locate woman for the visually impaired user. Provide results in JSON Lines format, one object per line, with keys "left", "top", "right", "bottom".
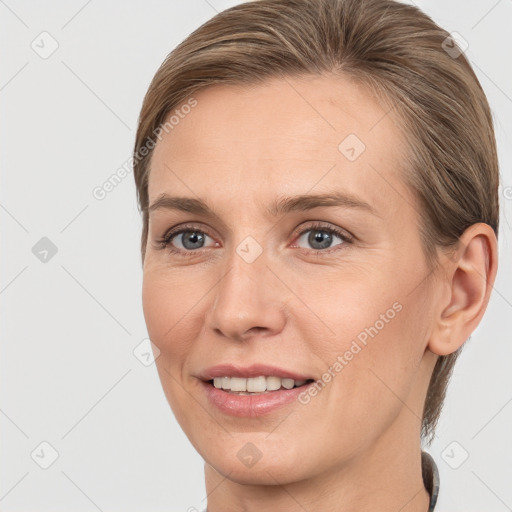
{"left": 132, "top": 0, "right": 499, "bottom": 509}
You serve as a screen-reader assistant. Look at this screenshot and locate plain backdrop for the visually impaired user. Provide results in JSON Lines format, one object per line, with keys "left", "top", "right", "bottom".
{"left": 1, "top": 1, "right": 511, "bottom": 510}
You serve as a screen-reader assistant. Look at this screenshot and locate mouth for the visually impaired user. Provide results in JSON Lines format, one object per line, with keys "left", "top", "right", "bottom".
{"left": 207, "top": 376, "right": 314, "bottom": 395}
{"left": 198, "top": 364, "right": 316, "bottom": 417}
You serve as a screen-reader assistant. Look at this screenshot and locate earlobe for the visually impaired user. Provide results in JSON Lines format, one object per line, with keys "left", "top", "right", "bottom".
{"left": 428, "top": 223, "right": 498, "bottom": 357}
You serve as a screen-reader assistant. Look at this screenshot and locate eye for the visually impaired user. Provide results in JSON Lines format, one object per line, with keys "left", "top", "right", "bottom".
{"left": 155, "top": 221, "right": 353, "bottom": 258}
{"left": 156, "top": 223, "right": 218, "bottom": 256}
{"left": 171, "top": 230, "right": 214, "bottom": 251}
{"left": 292, "top": 222, "right": 353, "bottom": 252}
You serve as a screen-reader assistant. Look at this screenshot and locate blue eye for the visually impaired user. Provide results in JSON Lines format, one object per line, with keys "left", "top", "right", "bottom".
{"left": 171, "top": 231, "right": 213, "bottom": 251}
{"left": 295, "top": 226, "right": 349, "bottom": 251}
{"left": 157, "top": 225, "right": 217, "bottom": 256}
{"left": 156, "top": 221, "right": 353, "bottom": 257}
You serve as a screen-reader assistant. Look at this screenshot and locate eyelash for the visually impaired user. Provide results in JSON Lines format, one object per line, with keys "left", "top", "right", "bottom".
{"left": 155, "top": 222, "right": 354, "bottom": 258}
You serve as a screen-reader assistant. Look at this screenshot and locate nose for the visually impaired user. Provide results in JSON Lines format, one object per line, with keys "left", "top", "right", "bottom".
{"left": 206, "top": 244, "right": 288, "bottom": 342}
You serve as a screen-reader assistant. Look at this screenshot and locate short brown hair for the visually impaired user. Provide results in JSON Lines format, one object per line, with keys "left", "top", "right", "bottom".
{"left": 133, "top": 0, "right": 499, "bottom": 442}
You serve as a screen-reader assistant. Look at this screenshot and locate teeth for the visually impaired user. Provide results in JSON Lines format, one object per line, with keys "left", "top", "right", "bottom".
{"left": 230, "top": 377, "right": 247, "bottom": 392}
{"left": 221, "top": 376, "right": 230, "bottom": 390}
{"left": 266, "top": 376, "right": 281, "bottom": 391}
{"left": 247, "top": 376, "right": 266, "bottom": 392}
{"left": 211, "top": 376, "right": 309, "bottom": 393}
{"left": 281, "top": 378, "right": 294, "bottom": 389}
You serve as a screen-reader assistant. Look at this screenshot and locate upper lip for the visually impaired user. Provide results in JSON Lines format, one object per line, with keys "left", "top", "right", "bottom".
{"left": 198, "top": 364, "right": 314, "bottom": 381}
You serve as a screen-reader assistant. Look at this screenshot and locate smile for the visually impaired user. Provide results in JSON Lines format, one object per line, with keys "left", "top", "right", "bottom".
{"left": 211, "top": 375, "right": 310, "bottom": 394}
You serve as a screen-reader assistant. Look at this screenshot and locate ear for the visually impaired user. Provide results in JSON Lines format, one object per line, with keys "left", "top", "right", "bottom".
{"left": 428, "top": 223, "right": 498, "bottom": 356}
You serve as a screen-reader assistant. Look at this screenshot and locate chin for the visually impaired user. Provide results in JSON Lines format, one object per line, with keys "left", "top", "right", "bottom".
{"left": 199, "top": 434, "right": 315, "bottom": 485}
{"left": 207, "top": 455, "right": 310, "bottom": 486}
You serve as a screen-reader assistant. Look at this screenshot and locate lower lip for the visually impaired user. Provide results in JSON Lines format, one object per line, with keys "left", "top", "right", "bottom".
{"left": 201, "top": 380, "right": 312, "bottom": 417}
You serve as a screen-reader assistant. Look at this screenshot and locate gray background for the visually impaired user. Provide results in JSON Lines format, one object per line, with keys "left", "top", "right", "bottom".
{"left": 1, "top": 0, "right": 511, "bottom": 510}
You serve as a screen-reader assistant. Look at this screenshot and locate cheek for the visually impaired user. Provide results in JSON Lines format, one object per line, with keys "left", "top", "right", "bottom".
{"left": 304, "top": 264, "right": 430, "bottom": 428}
{"left": 141, "top": 270, "right": 200, "bottom": 361}
{"left": 290, "top": 264, "right": 406, "bottom": 354}
{"left": 142, "top": 270, "right": 203, "bottom": 429}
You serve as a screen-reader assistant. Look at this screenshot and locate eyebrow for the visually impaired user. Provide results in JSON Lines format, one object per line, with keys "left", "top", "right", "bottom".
{"left": 148, "top": 192, "right": 378, "bottom": 218}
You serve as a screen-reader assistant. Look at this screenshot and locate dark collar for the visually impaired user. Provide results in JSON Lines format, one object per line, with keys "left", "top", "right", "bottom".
{"left": 422, "top": 451, "right": 440, "bottom": 511}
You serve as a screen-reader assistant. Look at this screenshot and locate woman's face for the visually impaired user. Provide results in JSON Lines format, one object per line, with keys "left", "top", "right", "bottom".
{"left": 142, "top": 74, "right": 439, "bottom": 484}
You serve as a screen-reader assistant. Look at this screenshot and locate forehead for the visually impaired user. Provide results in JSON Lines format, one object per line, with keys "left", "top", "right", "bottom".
{"left": 148, "top": 74, "right": 411, "bottom": 217}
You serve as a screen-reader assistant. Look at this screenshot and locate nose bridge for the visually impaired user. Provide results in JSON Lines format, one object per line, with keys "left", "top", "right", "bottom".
{"left": 208, "top": 235, "right": 286, "bottom": 340}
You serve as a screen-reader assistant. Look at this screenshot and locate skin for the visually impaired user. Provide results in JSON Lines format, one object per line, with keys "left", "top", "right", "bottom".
{"left": 141, "top": 74, "right": 498, "bottom": 511}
